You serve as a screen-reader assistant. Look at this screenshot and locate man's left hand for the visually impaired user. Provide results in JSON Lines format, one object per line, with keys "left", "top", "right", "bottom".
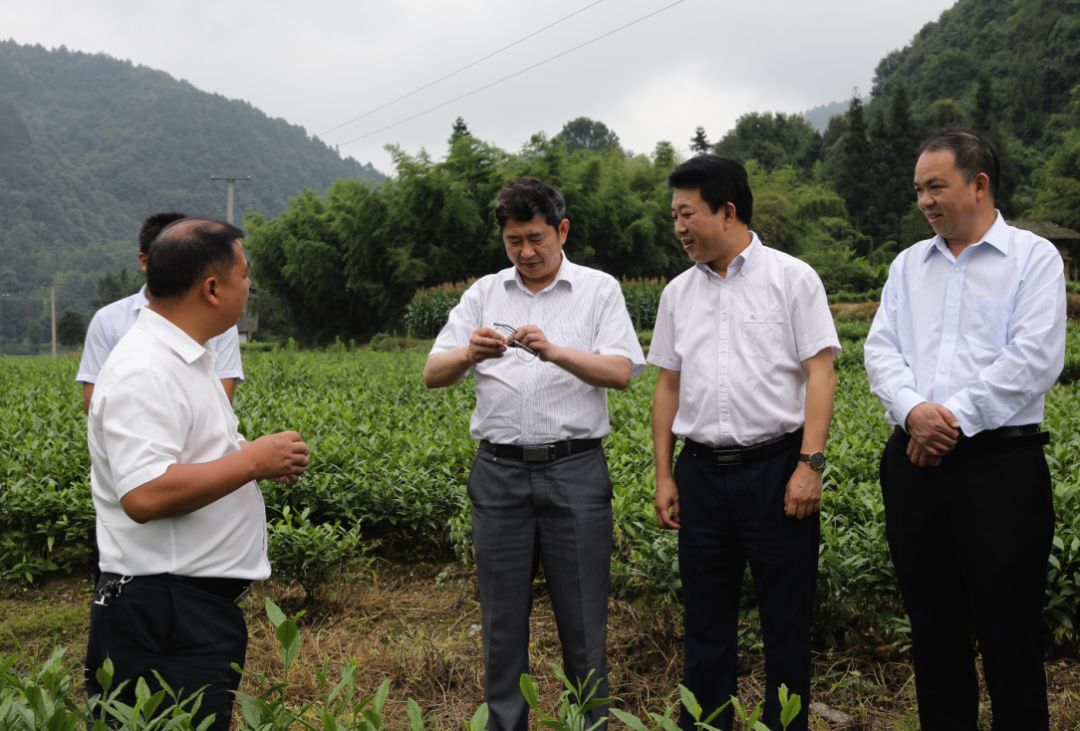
{"left": 512, "top": 324, "right": 559, "bottom": 362}
{"left": 784, "top": 463, "right": 822, "bottom": 519}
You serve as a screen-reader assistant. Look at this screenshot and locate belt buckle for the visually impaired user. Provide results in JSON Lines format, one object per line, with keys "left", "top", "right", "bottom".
{"left": 523, "top": 444, "right": 555, "bottom": 462}
{"left": 713, "top": 452, "right": 742, "bottom": 466}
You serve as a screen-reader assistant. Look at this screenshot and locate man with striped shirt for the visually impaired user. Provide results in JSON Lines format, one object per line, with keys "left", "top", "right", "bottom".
{"left": 424, "top": 176, "right": 645, "bottom": 731}
{"left": 650, "top": 155, "right": 839, "bottom": 731}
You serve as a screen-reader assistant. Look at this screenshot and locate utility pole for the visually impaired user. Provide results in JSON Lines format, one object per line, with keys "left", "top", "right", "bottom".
{"left": 50, "top": 286, "right": 57, "bottom": 358}
{"left": 0, "top": 292, "right": 8, "bottom": 356}
{"left": 210, "top": 175, "right": 252, "bottom": 224}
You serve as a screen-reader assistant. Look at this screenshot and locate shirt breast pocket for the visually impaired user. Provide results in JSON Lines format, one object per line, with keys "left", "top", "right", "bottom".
{"left": 967, "top": 298, "right": 1009, "bottom": 352}
{"left": 742, "top": 310, "right": 787, "bottom": 360}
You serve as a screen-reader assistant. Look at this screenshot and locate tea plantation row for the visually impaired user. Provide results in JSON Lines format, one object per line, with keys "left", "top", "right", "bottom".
{"left": 2, "top": 322, "right": 1080, "bottom": 654}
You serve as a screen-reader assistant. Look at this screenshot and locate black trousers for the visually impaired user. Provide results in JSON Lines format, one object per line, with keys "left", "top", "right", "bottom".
{"left": 85, "top": 573, "right": 249, "bottom": 731}
{"left": 676, "top": 445, "right": 818, "bottom": 731}
{"left": 468, "top": 445, "right": 612, "bottom": 731}
{"left": 881, "top": 430, "right": 1054, "bottom": 730}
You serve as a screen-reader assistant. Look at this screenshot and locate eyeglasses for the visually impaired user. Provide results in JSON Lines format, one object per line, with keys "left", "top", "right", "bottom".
{"left": 493, "top": 322, "right": 538, "bottom": 362}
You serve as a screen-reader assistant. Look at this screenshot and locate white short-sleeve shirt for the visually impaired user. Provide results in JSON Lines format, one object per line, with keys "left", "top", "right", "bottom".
{"left": 87, "top": 308, "right": 269, "bottom": 579}
{"left": 77, "top": 287, "right": 244, "bottom": 384}
{"left": 431, "top": 256, "right": 646, "bottom": 444}
{"left": 648, "top": 234, "right": 840, "bottom": 446}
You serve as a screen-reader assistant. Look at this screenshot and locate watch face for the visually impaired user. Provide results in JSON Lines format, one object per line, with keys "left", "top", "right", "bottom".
{"left": 809, "top": 452, "right": 826, "bottom": 470}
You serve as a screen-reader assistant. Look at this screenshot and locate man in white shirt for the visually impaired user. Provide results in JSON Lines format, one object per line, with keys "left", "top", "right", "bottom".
{"left": 77, "top": 211, "right": 244, "bottom": 413}
{"left": 84, "top": 217, "right": 309, "bottom": 731}
{"left": 423, "top": 177, "right": 645, "bottom": 731}
{"left": 865, "top": 129, "right": 1065, "bottom": 729}
{"left": 650, "top": 155, "right": 839, "bottom": 731}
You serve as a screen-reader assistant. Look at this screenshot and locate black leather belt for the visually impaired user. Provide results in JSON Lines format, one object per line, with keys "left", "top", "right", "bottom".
{"left": 97, "top": 573, "right": 252, "bottom": 605}
{"left": 168, "top": 574, "right": 252, "bottom": 603}
{"left": 892, "top": 424, "right": 1049, "bottom": 452}
{"left": 682, "top": 430, "right": 803, "bottom": 466}
{"left": 479, "top": 438, "right": 602, "bottom": 462}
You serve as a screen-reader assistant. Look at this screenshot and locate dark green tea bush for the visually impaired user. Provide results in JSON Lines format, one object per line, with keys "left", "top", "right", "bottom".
{"left": 620, "top": 278, "right": 666, "bottom": 331}
{"left": 403, "top": 281, "right": 473, "bottom": 339}
{"left": 4, "top": 322, "right": 1080, "bottom": 654}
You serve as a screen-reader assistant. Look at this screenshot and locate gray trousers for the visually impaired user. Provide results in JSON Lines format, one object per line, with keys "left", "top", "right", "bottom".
{"left": 468, "top": 445, "right": 613, "bottom": 731}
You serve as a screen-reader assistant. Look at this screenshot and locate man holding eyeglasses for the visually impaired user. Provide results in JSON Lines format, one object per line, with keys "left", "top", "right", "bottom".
{"left": 423, "top": 176, "right": 645, "bottom": 731}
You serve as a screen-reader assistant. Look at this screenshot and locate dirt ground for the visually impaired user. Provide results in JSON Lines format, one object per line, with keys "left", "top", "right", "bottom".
{"left": 3, "top": 561, "right": 1079, "bottom": 730}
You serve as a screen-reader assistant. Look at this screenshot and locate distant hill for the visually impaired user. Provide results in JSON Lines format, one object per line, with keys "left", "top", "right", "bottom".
{"left": 0, "top": 40, "right": 383, "bottom": 343}
{"left": 801, "top": 99, "right": 854, "bottom": 134}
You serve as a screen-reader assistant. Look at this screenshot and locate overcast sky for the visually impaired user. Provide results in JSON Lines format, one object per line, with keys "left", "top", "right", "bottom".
{"left": 0, "top": 0, "right": 955, "bottom": 176}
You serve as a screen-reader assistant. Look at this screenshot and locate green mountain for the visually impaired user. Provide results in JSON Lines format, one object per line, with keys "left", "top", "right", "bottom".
{"left": 869, "top": 0, "right": 1080, "bottom": 147}
{"left": 0, "top": 40, "right": 383, "bottom": 345}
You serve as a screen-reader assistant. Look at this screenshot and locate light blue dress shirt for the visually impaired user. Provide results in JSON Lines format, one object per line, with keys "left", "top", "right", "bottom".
{"left": 865, "top": 213, "right": 1066, "bottom": 436}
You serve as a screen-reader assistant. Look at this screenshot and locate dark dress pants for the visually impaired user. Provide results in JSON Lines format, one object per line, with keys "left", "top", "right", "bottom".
{"left": 676, "top": 446, "right": 818, "bottom": 731}
{"left": 469, "top": 446, "right": 613, "bottom": 731}
{"left": 85, "top": 574, "right": 248, "bottom": 731}
{"left": 881, "top": 430, "right": 1054, "bottom": 730}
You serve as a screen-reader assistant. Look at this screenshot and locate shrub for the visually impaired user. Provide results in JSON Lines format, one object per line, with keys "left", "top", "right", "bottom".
{"left": 267, "top": 507, "right": 366, "bottom": 603}
{"left": 403, "top": 281, "right": 473, "bottom": 339}
{"left": 620, "top": 278, "right": 666, "bottom": 331}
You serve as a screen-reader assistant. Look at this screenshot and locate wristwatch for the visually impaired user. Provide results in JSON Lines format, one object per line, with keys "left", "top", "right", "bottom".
{"left": 798, "top": 451, "right": 826, "bottom": 471}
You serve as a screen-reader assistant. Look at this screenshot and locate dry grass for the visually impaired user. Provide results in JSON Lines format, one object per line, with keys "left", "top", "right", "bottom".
{"left": 3, "top": 561, "right": 1079, "bottom": 730}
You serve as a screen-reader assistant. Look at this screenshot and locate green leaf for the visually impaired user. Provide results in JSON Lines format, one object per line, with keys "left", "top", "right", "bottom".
{"left": 406, "top": 698, "right": 425, "bottom": 731}
{"left": 265, "top": 596, "right": 287, "bottom": 628}
{"left": 778, "top": 685, "right": 802, "bottom": 729}
{"left": 678, "top": 684, "right": 702, "bottom": 721}
{"left": 609, "top": 708, "right": 649, "bottom": 731}
{"left": 466, "top": 703, "right": 489, "bottom": 731}
{"left": 519, "top": 674, "right": 540, "bottom": 710}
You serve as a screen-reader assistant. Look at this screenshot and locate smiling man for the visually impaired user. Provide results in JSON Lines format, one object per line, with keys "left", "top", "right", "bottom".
{"left": 423, "top": 176, "right": 645, "bottom": 731}
{"left": 650, "top": 155, "right": 838, "bottom": 731}
{"left": 865, "top": 129, "right": 1065, "bottom": 729}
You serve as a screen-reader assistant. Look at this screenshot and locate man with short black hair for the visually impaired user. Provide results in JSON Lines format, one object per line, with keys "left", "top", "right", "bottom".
{"left": 84, "top": 217, "right": 309, "bottom": 731}
{"left": 424, "top": 176, "right": 645, "bottom": 731}
{"left": 77, "top": 211, "right": 244, "bottom": 412}
{"left": 651, "top": 154, "right": 839, "bottom": 731}
{"left": 865, "top": 129, "right": 1065, "bottom": 729}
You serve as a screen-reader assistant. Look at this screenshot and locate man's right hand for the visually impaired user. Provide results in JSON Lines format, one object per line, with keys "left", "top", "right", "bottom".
{"left": 467, "top": 327, "right": 508, "bottom": 363}
{"left": 243, "top": 431, "right": 309, "bottom": 483}
{"left": 655, "top": 475, "right": 681, "bottom": 529}
{"left": 905, "top": 402, "right": 960, "bottom": 460}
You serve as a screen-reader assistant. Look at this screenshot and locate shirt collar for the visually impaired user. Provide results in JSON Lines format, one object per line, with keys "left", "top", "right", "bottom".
{"left": 135, "top": 307, "right": 207, "bottom": 365}
{"left": 131, "top": 285, "right": 150, "bottom": 310}
{"left": 694, "top": 232, "right": 762, "bottom": 279}
{"left": 501, "top": 253, "right": 575, "bottom": 293}
{"left": 924, "top": 210, "right": 1008, "bottom": 261}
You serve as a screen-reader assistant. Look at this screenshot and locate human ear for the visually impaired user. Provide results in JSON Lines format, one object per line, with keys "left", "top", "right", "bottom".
{"left": 202, "top": 276, "right": 220, "bottom": 304}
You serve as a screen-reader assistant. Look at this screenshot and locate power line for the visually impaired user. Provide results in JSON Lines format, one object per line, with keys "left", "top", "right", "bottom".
{"left": 335, "top": 0, "right": 689, "bottom": 149}
{"left": 319, "top": 0, "right": 608, "bottom": 138}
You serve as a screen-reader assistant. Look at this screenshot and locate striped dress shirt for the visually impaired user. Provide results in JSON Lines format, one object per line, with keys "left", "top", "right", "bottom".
{"left": 648, "top": 234, "right": 840, "bottom": 447}
{"left": 431, "top": 256, "right": 646, "bottom": 444}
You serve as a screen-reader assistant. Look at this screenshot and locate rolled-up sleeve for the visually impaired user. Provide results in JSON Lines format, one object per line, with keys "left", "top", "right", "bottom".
{"left": 97, "top": 369, "right": 187, "bottom": 498}
{"left": 594, "top": 280, "right": 646, "bottom": 377}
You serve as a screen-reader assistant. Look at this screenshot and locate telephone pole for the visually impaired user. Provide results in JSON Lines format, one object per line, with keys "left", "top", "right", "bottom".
{"left": 210, "top": 175, "right": 252, "bottom": 224}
